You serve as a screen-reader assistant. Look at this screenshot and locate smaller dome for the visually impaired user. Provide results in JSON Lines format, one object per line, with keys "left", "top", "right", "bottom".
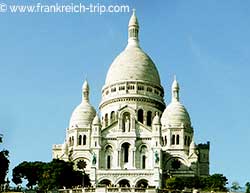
{"left": 69, "top": 101, "right": 96, "bottom": 129}
{"left": 92, "top": 114, "right": 101, "bottom": 125}
{"left": 152, "top": 113, "right": 161, "bottom": 125}
{"left": 69, "top": 80, "right": 96, "bottom": 129}
{"left": 161, "top": 77, "right": 191, "bottom": 127}
{"left": 161, "top": 101, "right": 191, "bottom": 127}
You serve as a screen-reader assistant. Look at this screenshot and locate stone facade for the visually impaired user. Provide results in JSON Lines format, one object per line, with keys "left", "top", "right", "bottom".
{"left": 52, "top": 11, "right": 209, "bottom": 188}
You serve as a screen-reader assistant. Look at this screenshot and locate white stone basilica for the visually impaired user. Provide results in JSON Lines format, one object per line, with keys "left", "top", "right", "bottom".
{"left": 52, "top": 11, "right": 209, "bottom": 188}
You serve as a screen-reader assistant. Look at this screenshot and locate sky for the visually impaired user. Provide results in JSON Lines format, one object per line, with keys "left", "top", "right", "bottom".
{"left": 0, "top": 0, "right": 250, "bottom": 188}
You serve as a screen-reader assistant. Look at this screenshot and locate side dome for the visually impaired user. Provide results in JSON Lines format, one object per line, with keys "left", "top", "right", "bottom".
{"left": 105, "top": 46, "right": 161, "bottom": 86}
{"left": 161, "top": 77, "right": 191, "bottom": 127}
{"left": 161, "top": 101, "right": 191, "bottom": 127}
{"left": 69, "top": 102, "right": 96, "bottom": 128}
{"left": 69, "top": 80, "right": 96, "bottom": 129}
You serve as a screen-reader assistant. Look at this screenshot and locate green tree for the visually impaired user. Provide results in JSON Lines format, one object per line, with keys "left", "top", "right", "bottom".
{"left": 38, "top": 159, "right": 86, "bottom": 191}
{"left": 0, "top": 134, "right": 10, "bottom": 186}
{"left": 245, "top": 182, "right": 250, "bottom": 193}
{"left": 12, "top": 159, "right": 90, "bottom": 191}
{"left": 12, "top": 161, "right": 45, "bottom": 188}
{"left": 231, "top": 181, "right": 241, "bottom": 192}
{"left": 164, "top": 174, "right": 228, "bottom": 191}
{"left": 165, "top": 177, "right": 184, "bottom": 190}
{"left": 202, "top": 174, "right": 228, "bottom": 191}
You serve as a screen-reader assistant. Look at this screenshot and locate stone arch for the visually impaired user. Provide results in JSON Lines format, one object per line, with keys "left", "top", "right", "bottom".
{"left": 105, "top": 144, "right": 113, "bottom": 169}
{"left": 110, "top": 111, "right": 115, "bottom": 123}
{"left": 115, "top": 177, "right": 131, "bottom": 187}
{"left": 122, "top": 112, "right": 130, "bottom": 132}
{"left": 135, "top": 179, "right": 149, "bottom": 188}
{"left": 78, "top": 135, "right": 82, "bottom": 145}
{"left": 118, "top": 140, "right": 132, "bottom": 149}
{"left": 97, "top": 177, "right": 114, "bottom": 186}
{"left": 134, "top": 176, "right": 150, "bottom": 183}
{"left": 137, "top": 109, "right": 144, "bottom": 123}
{"left": 118, "top": 107, "right": 135, "bottom": 132}
{"left": 103, "top": 143, "right": 115, "bottom": 151}
{"left": 121, "top": 142, "right": 130, "bottom": 164}
{"left": 146, "top": 111, "right": 152, "bottom": 126}
{"left": 165, "top": 156, "right": 190, "bottom": 170}
{"left": 138, "top": 143, "right": 150, "bottom": 152}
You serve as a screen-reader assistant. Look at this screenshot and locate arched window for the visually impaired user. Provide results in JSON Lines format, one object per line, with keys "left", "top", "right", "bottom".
{"left": 171, "top": 135, "right": 175, "bottom": 145}
{"left": 107, "top": 155, "right": 111, "bottom": 169}
{"left": 104, "top": 113, "right": 108, "bottom": 127}
{"left": 72, "top": 136, "right": 74, "bottom": 146}
{"left": 122, "top": 143, "right": 130, "bottom": 163}
{"left": 105, "top": 145, "right": 113, "bottom": 169}
{"left": 138, "top": 109, "right": 143, "bottom": 123}
{"left": 78, "top": 135, "right": 82, "bottom": 145}
{"left": 165, "top": 136, "right": 167, "bottom": 146}
{"left": 187, "top": 137, "right": 191, "bottom": 146}
{"left": 69, "top": 137, "right": 72, "bottom": 146}
{"left": 140, "top": 145, "right": 147, "bottom": 169}
{"left": 110, "top": 111, "right": 115, "bottom": 123}
{"left": 142, "top": 155, "right": 146, "bottom": 169}
{"left": 184, "top": 136, "right": 187, "bottom": 146}
{"left": 83, "top": 135, "right": 86, "bottom": 145}
{"left": 176, "top": 135, "right": 180, "bottom": 145}
{"left": 146, "top": 111, "right": 152, "bottom": 126}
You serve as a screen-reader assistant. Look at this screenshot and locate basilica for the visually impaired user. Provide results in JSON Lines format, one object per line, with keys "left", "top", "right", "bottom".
{"left": 52, "top": 11, "right": 209, "bottom": 188}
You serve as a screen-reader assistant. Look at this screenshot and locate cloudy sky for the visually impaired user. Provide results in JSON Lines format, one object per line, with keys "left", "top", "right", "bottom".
{"left": 1, "top": 0, "right": 250, "bottom": 187}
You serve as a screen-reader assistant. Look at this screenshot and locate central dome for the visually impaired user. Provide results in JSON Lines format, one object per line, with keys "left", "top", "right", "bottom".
{"left": 104, "top": 10, "right": 161, "bottom": 87}
{"left": 105, "top": 46, "right": 161, "bottom": 86}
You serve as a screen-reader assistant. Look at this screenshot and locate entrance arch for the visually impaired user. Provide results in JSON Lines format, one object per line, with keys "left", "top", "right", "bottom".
{"left": 98, "top": 179, "right": 112, "bottom": 187}
{"left": 118, "top": 179, "right": 130, "bottom": 187}
{"left": 135, "top": 179, "right": 148, "bottom": 188}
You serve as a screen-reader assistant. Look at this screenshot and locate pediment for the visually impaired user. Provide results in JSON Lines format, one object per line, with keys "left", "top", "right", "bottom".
{"left": 135, "top": 121, "right": 152, "bottom": 137}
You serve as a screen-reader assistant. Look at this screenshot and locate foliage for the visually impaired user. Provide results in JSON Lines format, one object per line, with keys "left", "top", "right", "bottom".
{"left": 12, "top": 159, "right": 90, "bottom": 191}
{"left": 0, "top": 134, "right": 10, "bottom": 186}
{"left": 0, "top": 150, "right": 9, "bottom": 185}
{"left": 231, "top": 181, "right": 241, "bottom": 192}
{"left": 246, "top": 182, "right": 250, "bottom": 193}
{"left": 203, "top": 174, "right": 228, "bottom": 191}
{"left": 165, "top": 174, "right": 228, "bottom": 191}
{"left": 12, "top": 161, "right": 45, "bottom": 188}
{"left": 165, "top": 177, "right": 184, "bottom": 190}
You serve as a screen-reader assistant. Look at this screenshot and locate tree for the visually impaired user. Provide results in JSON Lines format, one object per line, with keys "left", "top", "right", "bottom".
{"left": 164, "top": 174, "right": 228, "bottom": 191}
{"left": 38, "top": 159, "right": 86, "bottom": 191}
{"left": 0, "top": 134, "right": 10, "bottom": 187}
{"left": 165, "top": 177, "right": 184, "bottom": 190}
{"left": 12, "top": 161, "right": 45, "bottom": 188}
{"left": 245, "top": 182, "right": 250, "bottom": 193}
{"left": 201, "top": 174, "right": 228, "bottom": 191}
{"left": 231, "top": 181, "right": 241, "bottom": 192}
{"left": 12, "top": 159, "right": 90, "bottom": 191}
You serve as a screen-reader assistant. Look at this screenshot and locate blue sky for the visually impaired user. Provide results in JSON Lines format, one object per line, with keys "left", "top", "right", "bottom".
{"left": 1, "top": 0, "right": 250, "bottom": 187}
